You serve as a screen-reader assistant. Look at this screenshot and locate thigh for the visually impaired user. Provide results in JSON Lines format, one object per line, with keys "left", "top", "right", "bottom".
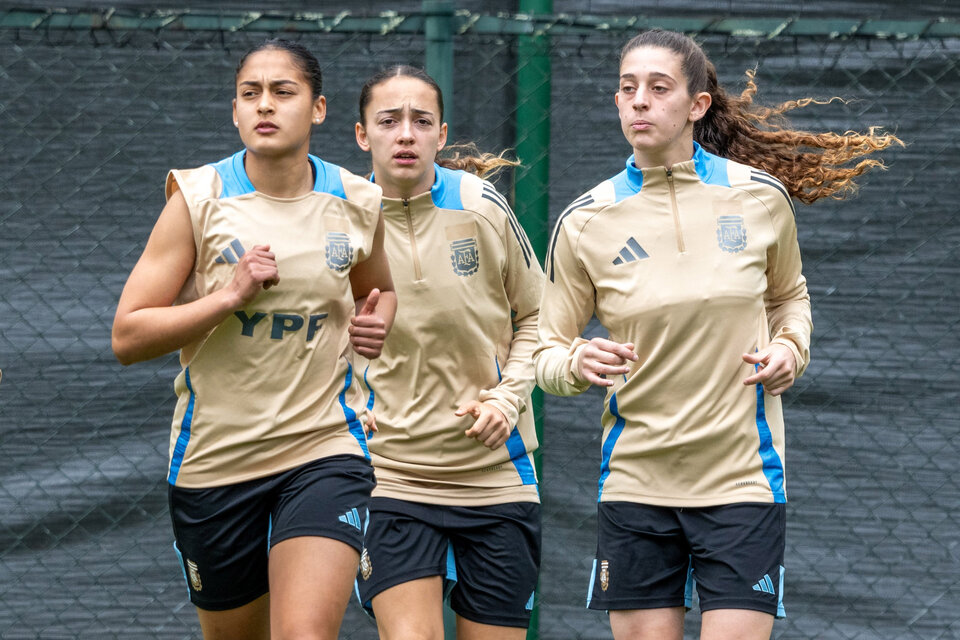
{"left": 195, "top": 594, "right": 270, "bottom": 640}
{"left": 269, "top": 536, "right": 360, "bottom": 640}
{"left": 370, "top": 576, "right": 446, "bottom": 640}
{"left": 357, "top": 498, "right": 450, "bottom": 609}
{"left": 169, "top": 479, "right": 272, "bottom": 612}
{"left": 587, "top": 502, "right": 691, "bottom": 612}
{"left": 447, "top": 502, "right": 541, "bottom": 629}
{"left": 269, "top": 454, "right": 376, "bottom": 553}
{"left": 682, "top": 502, "right": 786, "bottom": 617}
{"left": 700, "top": 608, "right": 774, "bottom": 640}
{"left": 608, "top": 607, "right": 684, "bottom": 640}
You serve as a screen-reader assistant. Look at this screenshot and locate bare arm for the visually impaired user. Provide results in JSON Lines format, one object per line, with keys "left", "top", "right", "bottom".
{"left": 111, "top": 190, "right": 278, "bottom": 365}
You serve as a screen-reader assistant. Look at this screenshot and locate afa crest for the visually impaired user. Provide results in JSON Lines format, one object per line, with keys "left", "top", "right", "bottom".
{"left": 360, "top": 548, "right": 373, "bottom": 580}
{"left": 599, "top": 560, "right": 610, "bottom": 592}
{"left": 186, "top": 558, "right": 202, "bottom": 592}
{"left": 717, "top": 215, "right": 747, "bottom": 253}
{"left": 450, "top": 238, "right": 479, "bottom": 276}
{"left": 325, "top": 231, "right": 354, "bottom": 271}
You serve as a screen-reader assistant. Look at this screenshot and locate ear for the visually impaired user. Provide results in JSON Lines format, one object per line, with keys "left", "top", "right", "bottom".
{"left": 355, "top": 122, "right": 370, "bottom": 152}
{"left": 313, "top": 96, "right": 327, "bottom": 126}
{"left": 232, "top": 99, "right": 238, "bottom": 127}
{"left": 614, "top": 91, "right": 621, "bottom": 108}
{"left": 437, "top": 122, "right": 448, "bottom": 152}
{"left": 688, "top": 91, "right": 712, "bottom": 123}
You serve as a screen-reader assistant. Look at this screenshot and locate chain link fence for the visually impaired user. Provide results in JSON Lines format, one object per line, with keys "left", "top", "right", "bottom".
{"left": 1, "top": 5, "right": 958, "bottom": 639}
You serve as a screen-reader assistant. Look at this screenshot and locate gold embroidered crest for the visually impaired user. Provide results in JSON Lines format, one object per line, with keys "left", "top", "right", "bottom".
{"left": 360, "top": 548, "right": 373, "bottom": 580}
{"left": 599, "top": 560, "right": 610, "bottom": 592}
{"left": 187, "top": 559, "right": 202, "bottom": 592}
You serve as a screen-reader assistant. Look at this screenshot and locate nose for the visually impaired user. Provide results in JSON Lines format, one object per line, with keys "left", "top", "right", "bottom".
{"left": 257, "top": 92, "right": 275, "bottom": 115}
{"left": 397, "top": 119, "right": 415, "bottom": 142}
{"left": 633, "top": 88, "right": 649, "bottom": 110}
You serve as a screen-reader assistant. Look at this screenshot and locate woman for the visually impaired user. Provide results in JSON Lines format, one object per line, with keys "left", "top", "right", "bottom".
{"left": 533, "top": 29, "right": 901, "bottom": 640}
{"left": 353, "top": 65, "right": 544, "bottom": 640}
{"left": 111, "top": 39, "right": 396, "bottom": 640}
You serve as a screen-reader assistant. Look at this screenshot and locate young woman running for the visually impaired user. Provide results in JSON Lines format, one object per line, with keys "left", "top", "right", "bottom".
{"left": 534, "top": 29, "right": 901, "bottom": 640}
{"left": 111, "top": 39, "right": 396, "bottom": 640}
{"left": 353, "top": 65, "right": 544, "bottom": 640}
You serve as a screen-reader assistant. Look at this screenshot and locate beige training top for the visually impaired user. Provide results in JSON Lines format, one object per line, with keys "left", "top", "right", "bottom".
{"left": 166, "top": 150, "right": 382, "bottom": 488}
{"left": 535, "top": 143, "right": 812, "bottom": 507}
{"left": 361, "top": 166, "right": 544, "bottom": 506}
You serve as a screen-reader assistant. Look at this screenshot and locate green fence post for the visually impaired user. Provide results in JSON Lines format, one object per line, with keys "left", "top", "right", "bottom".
{"left": 514, "top": 1, "right": 552, "bottom": 639}
{"left": 424, "top": 0, "right": 455, "bottom": 136}
{"left": 424, "top": 9, "right": 458, "bottom": 640}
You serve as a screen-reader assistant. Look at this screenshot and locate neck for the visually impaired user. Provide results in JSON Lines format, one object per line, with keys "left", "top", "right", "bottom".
{"left": 633, "top": 137, "right": 695, "bottom": 171}
{"left": 244, "top": 147, "right": 314, "bottom": 197}
{"left": 377, "top": 164, "right": 436, "bottom": 201}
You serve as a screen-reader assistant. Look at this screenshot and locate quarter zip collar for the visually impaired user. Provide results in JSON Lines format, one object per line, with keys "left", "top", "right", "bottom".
{"left": 374, "top": 163, "right": 464, "bottom": 216}
{"left": 624, "top": 141, "right": 721, "bottom": 192}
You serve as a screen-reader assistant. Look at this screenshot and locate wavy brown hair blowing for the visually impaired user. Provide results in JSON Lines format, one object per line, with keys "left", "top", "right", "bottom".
{"left": 622, "top": 30, "right": 904, "bottom": 205}
{"left": 358, "top": 65, "right": 520, "bottom": 181}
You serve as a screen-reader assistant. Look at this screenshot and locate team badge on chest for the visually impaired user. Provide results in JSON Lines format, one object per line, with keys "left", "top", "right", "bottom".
{"left": 325, "top": 231, "right": 354, "bottom": 271}
{"left": 717, "top": 215, "right": 747, "bottom": 253}
{"left": 450, "top": 237, "right": 479, "bottom": 276}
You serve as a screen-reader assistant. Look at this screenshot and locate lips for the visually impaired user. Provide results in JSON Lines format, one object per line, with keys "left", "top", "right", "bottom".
{"left": 631, "top": 120, "right": 651, "bottom": 130}
{"left": 255, "top": 120, "right": 278, "bottom": 133}
{"left": 393, "top": 150, "right": 418, "bottom": 165}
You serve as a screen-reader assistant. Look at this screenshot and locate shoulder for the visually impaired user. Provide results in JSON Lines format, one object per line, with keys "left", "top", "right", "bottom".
{"left": 311, "top": 156, "right": 382, "bottom": 213}
{"left": 554, "top": 179, "right": 620, "bottom": 235}
{"left": 456, "top": 170, "right": 515, "bottom": 221}
{"left": 724, "top": 158, "right": 796, "bottom": 217}
{"left": 165, "top": 151, "right": 244, "bottom": 204}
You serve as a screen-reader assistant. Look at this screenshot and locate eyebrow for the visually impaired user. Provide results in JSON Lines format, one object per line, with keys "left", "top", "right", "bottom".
{"left": 375, "top": 107, "right": 436, "bottom": 117}
{"left": 619, "top": 71, "right": 676, "bottom": 82}
{"left": 238, "top": 79, "right": 300, "bottom": 88}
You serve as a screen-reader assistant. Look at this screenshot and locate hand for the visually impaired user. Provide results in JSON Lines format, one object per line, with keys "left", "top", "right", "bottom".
{"left": 229, "top": 244, "right": 279, "bottom": 306}
{"left": 363, "top": 409, "right": 378, "bottom": 437}
{"left": 350, "top": 288, "right": 387, "bottom": 358}
{"left": 742, "top": 343, "right": 797, "bottom": 396}
{"left": 577, "top": 338, "right": 639, "bottom": 387}
{"left": 456, "top": 401, "right": 511, "bottom": 450}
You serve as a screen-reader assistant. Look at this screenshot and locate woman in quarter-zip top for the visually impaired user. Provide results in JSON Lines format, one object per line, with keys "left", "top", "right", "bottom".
{"left": 533, "top": 29, "right": 902, "bottom": 640}
{"left": 352, "top": 65, "right": 544, "bottom": 640}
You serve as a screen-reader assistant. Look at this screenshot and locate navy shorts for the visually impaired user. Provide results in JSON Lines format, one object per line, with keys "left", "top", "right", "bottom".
{"left": 588, "top": 502, "right": 786, "bottom": 617}
{"left": 356, "top": 497, "right": 541, "bottom": 628}
{"left": 169, "top": 454, "right": 375, "bottom": 611}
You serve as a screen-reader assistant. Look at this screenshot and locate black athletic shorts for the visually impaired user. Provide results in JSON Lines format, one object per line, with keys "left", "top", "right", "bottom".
{"left": 169, "top": 454, "right": 375, "bottom": 611}
{"left": 356, "top": 497, "right": 541, "bottom": 628}
{"left": 588, "top": 502, "right": 786, "bottom": 617}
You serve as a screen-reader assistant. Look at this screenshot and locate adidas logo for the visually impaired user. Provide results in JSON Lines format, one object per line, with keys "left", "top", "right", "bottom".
{"left": 338, "top": 507, "right": 363, "bottom": 531}
{"left": 612, "top": 237, "right": 649, "bottom": 265}
{"left": 214, "top": 239, "right": 247, "bottom": 264}
{"left": 752, "top": 574, "right": 776, "bottom": 595}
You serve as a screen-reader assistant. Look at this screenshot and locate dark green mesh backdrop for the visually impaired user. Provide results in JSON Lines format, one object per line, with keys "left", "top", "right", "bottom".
{"left": 1, "top": 5, "right": 957, "bottom": 639}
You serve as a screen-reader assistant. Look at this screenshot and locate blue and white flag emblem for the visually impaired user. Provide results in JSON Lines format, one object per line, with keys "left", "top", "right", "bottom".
{"left": 450, "top": 238, "right": 479, "bottom": 276}
{"left": 325, "top": 231, "right": 353, "bottom": 271}
{"left": 717, "top": 215, "right": 747, "bottom": 253}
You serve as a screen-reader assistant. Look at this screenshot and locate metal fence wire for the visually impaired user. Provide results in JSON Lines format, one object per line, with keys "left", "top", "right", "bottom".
{"left": 1, "top": 7, "right": 958, "bottom": 640}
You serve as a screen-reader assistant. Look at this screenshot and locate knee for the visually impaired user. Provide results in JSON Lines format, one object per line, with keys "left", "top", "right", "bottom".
{"left": 270, "top": 622, "right": 338, "bottom": 640}
{"left": 377, "top": 619, "right": 444, "bottom": 640}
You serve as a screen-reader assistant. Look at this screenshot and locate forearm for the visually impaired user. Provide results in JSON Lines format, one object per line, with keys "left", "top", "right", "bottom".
{"left": 112, "top": 287, "right": 240, "bottom": 365}
{"left": 479, "top": 311, "right": 538, "bottom": 424}
{"left": 767, "top": 295, "right": 812, "bottom": 376}
{"left": 533, "top": 339, "right": 591, "bottom": 397}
